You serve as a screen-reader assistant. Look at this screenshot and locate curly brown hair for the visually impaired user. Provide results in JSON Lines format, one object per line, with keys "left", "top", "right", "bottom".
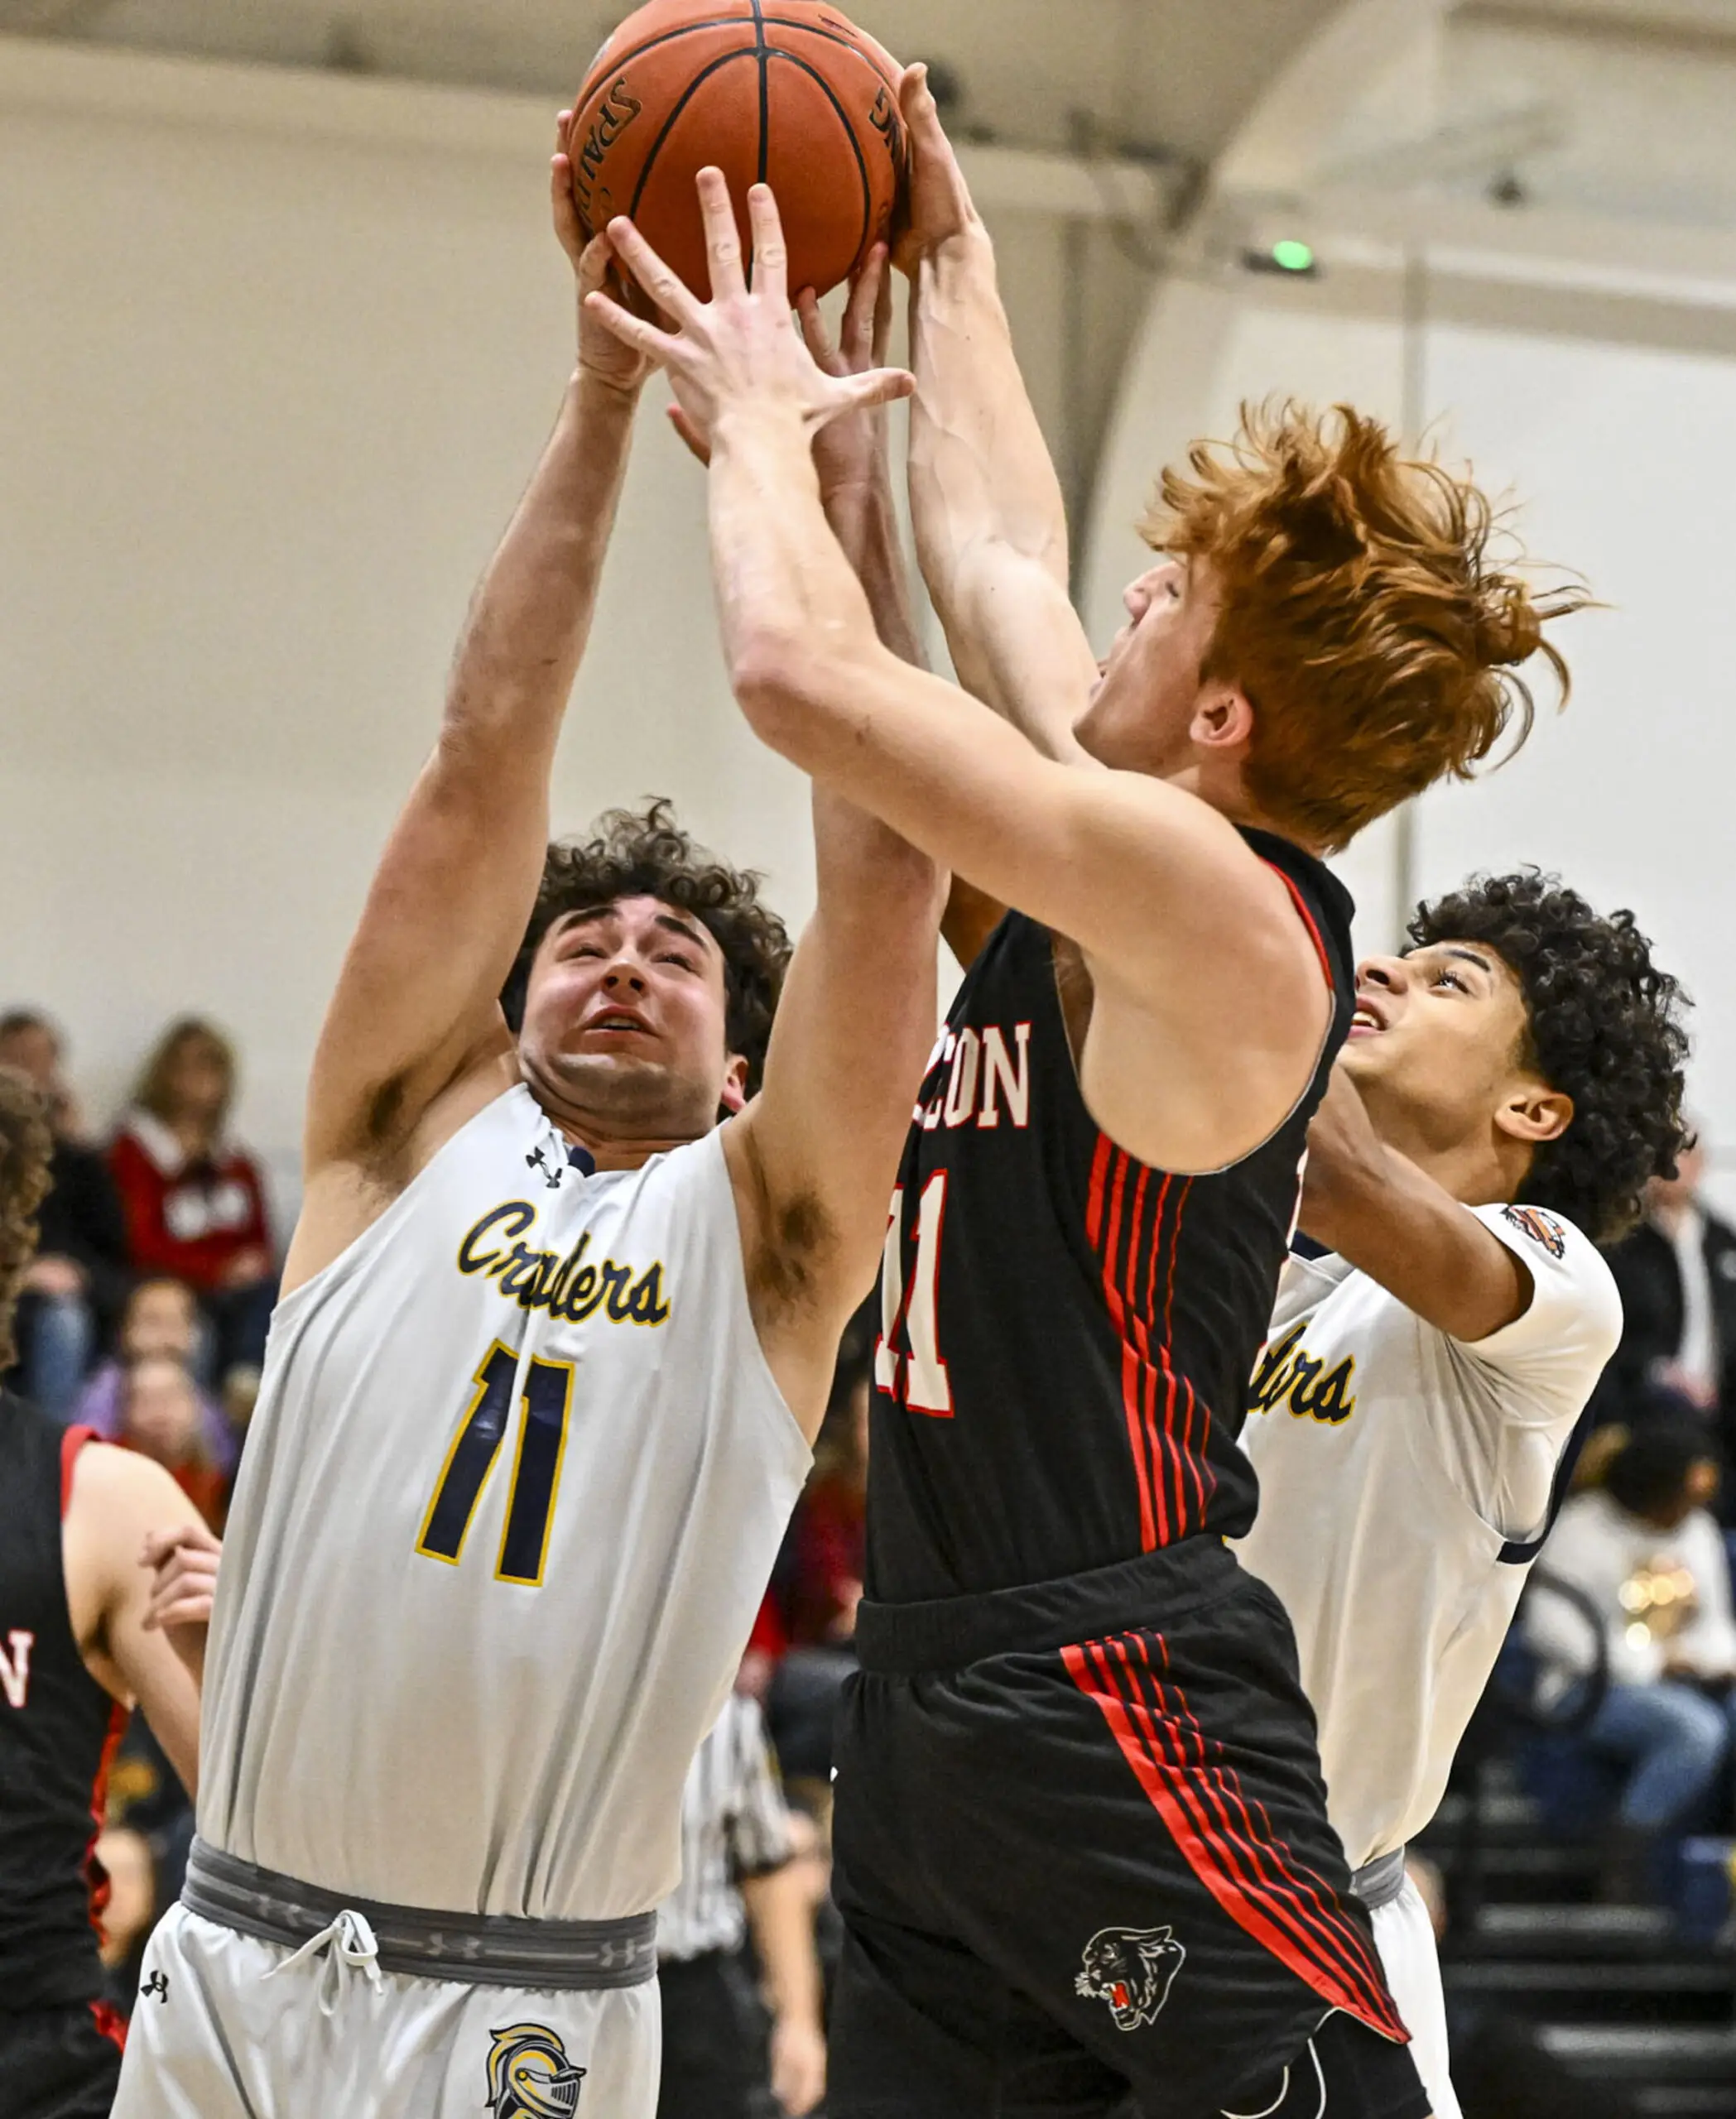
{"left": 1146, "top": 401, "right": 1586, "bottom": 851}
{"left": 1409, "top": 872, "right": 1691, "bottom": 1244}
{"left": 502, "top": 800, "right": 793, "bottom": 1094}
{"left": 0, "top": 1067, "right": 54, "bottom": 1374}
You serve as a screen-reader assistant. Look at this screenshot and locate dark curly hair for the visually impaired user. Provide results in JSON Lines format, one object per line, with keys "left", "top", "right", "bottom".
{"left": 502, "top": 800, "right": 792, "bottom": 1094}
{"left": 1407, "top": 872, "right": 1690, "bottom": 1244}
{"left": 1604, "top": 1416, "right": 1718, "bottom": 1519}
{"left": 0, "top": 1067, "right": 54, "bottom": 1375}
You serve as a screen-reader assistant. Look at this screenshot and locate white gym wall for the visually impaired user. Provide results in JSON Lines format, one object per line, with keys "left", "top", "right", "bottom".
{"left": 1083, "top": 0, "right": 1736, "bottom": 1208}
{"left": 0, "top": 36, "right": 1147, "bottom": 1210}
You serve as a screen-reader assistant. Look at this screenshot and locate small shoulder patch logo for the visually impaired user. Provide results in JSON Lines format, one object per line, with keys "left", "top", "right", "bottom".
{"left": 486, "top": 2023, "right": 586, "bottom": 2117}
{"left": 1075, "top": 1924, "right": 1185, "bottom": 2031}
{"left": 140, "top": 1969, "right": 170, "bottom": 2004}
{"left": 1503, "top": 1205, "right": 1566, "bottom": 1259}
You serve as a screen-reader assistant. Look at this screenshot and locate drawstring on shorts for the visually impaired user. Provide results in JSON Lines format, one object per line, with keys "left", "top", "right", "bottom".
{"left": 264, "top": 1907, "right": 387, "bottom": 2000}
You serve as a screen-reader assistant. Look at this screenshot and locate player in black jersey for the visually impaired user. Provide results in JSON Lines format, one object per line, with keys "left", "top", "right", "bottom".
{"left": 0, "top": 1069, "right": 219, "bottom": 2118}
{"left": 588, "top": 83, "right": 1581, "bottom": 2119}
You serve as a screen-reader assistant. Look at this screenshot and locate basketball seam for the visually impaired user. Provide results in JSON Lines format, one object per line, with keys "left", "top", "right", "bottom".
{"left": 625, "top": 48, "right": 759, "bottom": 225}
{"left": 765, "top": 47, "right": 874, "bottom": 275}
{"left": 579, "top": 18, "right": 760, "bottom": 107}
{"left": 577, "top": 13, "right": 898, "bottom": 115}
{"left": 752, "top": 0, "right": 771, "bottom": 193}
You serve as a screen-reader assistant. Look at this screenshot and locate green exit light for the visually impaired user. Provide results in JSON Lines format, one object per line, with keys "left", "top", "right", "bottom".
{"left": 1272, "top": 239, "right": 1315, "bottom": 273}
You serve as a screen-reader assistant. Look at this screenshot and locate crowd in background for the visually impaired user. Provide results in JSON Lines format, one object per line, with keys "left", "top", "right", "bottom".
{"left": 0, "top": 1010, "right": 272, "bottom": 1514}
{"left": 11, "top": 1002, "right": 1736, "bottom": 2112}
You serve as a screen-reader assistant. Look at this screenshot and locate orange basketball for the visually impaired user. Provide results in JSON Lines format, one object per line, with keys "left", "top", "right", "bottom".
{"left": 569, "top": 1, "right": 906, "bottom": 300}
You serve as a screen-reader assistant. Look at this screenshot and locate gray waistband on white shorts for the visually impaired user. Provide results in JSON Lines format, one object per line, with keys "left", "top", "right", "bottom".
{"left": 182, "top": 1837, "right": 658, "bottom": 1992}
{"left": 1349, "top": 1848, "right": 1408, "bottom": 1913}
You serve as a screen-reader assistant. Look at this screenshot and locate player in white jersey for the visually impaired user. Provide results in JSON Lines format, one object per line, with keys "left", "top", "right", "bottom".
{"left": 1233, "top": 872, "right": 1691, "bottom": 2119}
{"left": 114, "top": 125, "right": 939, "bottom": 2119}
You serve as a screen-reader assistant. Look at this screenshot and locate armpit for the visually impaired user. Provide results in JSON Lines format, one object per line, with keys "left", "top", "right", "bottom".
{"left": 750, "top": 1188, "right": 839, "bottom": 1319}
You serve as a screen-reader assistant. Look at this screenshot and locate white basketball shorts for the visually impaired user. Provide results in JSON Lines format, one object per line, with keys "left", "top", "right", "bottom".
{"left": 1371, "top": 1876, "right": 1460, "bottom": 2119}
{"left": 112, "top": 1901, "right": 661, "bottom": 2119}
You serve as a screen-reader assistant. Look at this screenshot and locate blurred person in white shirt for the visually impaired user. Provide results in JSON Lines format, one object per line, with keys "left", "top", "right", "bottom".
{"left": 1527, "top": 1418, "right": 1736, "bottom": 1894}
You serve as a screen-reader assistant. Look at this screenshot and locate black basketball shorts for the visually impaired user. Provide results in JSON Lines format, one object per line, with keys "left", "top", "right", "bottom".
{"left": 0, "top": 2001, "right": 127, "bottom": 2119}
{"left": 828, "top": 1541, "right": 1428, "bottom": 2119}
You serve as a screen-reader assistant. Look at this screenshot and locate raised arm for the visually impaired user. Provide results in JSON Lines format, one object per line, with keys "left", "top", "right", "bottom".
{"left": 290, "top": 126, "right": 650, "bottom": 1282}
{"left": 589, "top": 179, "right": 1325, "bottom": 1177}
{"left": 658, "top": 202, "right": 944, "bottom": 1425}
{"left": 797, "top": 250, "right": 926, "bottom": 670}
{"left": 899, "top": 67, "right": 1101, "bottom": 760}
{"left": 1297, "top": 1064, "right": 1533, "bottom": 1342}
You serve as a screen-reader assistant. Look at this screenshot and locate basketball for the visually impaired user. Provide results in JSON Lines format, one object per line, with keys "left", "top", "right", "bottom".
{"left": 568, "top": 0, "right": 906, "bottom": 300}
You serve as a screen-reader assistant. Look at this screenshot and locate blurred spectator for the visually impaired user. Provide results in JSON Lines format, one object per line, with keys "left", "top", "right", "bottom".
{"left": 0, "top": 1010, "right": 130, "bottom": 1419}
{"left": 73, "top": 1278, "right": 238, "bottom": 1478}
{"left": 1598, "top": 1139, "right": 1736, "bottom": 1516}
{"left": 790, "top": 1355, "right": 869, "bottom": 1647}
{"left": 764, "top": 1329, "right": 874, "bottom": 1790}
{"left": 1527, "top": 1420, "right": 1736, "bottom": 1897}
{"left": 94, "top": 1826, "right": 156, "bottom": 2010}
{"left": 108, "top": 1017, "right": 276, "bottom": 1390}
{"left": 656, "top": 1689, "right": 827, "bottom": 2119}
{"left": 113, "top": 1353, "right": 228, "bottom": 1529}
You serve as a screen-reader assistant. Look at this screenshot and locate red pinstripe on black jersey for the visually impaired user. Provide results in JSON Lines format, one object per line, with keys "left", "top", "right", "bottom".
{"left": 867, "top": 829, "right": 1354, "bottom": 1604}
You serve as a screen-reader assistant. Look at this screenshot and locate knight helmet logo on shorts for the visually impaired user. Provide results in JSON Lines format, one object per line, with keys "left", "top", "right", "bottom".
{"left": 485, "top": 2023, "right": 587, "bottom": 2117}
{"left": 1075, "top": 1924, "right": 1185, "bottom": 2032}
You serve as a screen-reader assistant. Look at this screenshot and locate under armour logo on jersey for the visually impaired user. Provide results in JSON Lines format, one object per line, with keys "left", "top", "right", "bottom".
{"left": 525, "top": 1141, "right": 598, "bottom": 1189}
{"left": 525, "top": 1147, "right": 565, "bottom": 1191}
{"left": 140, "top": 1969, "right": 170, "bottom": 2004}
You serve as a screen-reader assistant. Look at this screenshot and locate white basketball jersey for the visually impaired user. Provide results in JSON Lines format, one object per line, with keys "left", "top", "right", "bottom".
{"left": 198, "top": 1085, "right": 811, "bottom": 1921}
{"left": 1232, "top": 1202, "right": 1621, "bottom": 1869}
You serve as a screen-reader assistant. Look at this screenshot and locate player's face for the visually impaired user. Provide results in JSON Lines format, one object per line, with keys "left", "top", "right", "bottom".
{"left": 1075, "top": 556, "right": 1229, "bottom": 776}
{"left": 1337, "top": 939, "right": 1537, "bottom": 1143}
{"left": 518, "top": 896, "right": 748, "bottom": 1137}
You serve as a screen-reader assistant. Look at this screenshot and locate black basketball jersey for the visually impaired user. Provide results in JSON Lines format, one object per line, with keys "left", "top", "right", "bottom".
{"left": 0, "top": 1395, "right": 127, "bottom": 2011}
{"left": 868, "top": 830, "right": 1355, "bottom": 1602}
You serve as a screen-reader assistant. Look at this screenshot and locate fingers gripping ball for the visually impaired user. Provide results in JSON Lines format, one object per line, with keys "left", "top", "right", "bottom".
{"left": 568, "top": 1, "right": 906, "bottom": 300}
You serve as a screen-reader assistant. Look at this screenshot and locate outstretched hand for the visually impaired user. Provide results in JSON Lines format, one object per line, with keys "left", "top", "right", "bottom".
{"left": 584, "top": 171, "right": 914, "bottom": 456}
{"left": 796, "top": 243, "right": 897, "bottom": 508}
{"left": 551, "top": 111, "right": 654, "bottom": 397}
{"left": 894, "top": 62, "right": 982, "bottom": 268}
{"left": 663, "top": 243, "right": 896, "bottom": 483}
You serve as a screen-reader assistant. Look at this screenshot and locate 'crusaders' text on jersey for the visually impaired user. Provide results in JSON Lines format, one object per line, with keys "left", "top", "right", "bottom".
{"left": 868, "top": 830, "right": 1355, "bottom": 1602}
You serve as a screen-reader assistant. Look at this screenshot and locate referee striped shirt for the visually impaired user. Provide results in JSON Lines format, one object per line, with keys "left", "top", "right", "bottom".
{"left": 656, "top": 1691, "right": 795, "bottom": 1963}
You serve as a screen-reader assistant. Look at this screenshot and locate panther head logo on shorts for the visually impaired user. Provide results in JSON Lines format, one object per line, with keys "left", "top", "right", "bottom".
{"left": 1075, "top": 1925, "right": 1185, "bottom": 2031}
{"left": 485, "top": 2023, "right": 587, "bottom": 2117}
